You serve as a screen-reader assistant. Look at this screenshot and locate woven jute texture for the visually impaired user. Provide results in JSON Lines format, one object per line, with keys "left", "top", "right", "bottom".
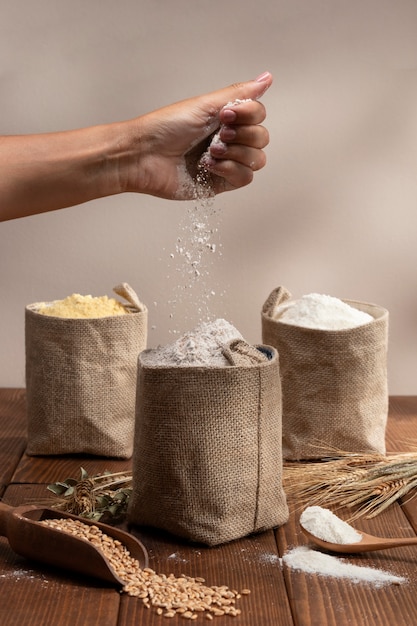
{"left": 128, "top": 339, "right": 288, "bottom": 546}
{"left": 262, "top": 286, "right": 389, "bottom": 460}
{"left": 25, "top": 283, "right": 147, "bottom": 458}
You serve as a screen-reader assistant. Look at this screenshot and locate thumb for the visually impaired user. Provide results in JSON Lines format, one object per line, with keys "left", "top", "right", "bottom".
{"left": 211, "top": 71, "right": 273, "bottom": 109}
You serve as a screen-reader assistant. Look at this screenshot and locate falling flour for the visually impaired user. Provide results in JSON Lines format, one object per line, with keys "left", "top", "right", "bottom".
{"left": 164, "top": 100, "right": 254, "bottom": 332}
{"left": 167, "top": 143, "right": 220, "bottom": 330}
{"left": 141, "top": 318, "right": 243, "bottom": 367}
{"left": 282, "top": 546, "right": 407, "bottom": 588}
{"left": 274, "top": 293, "right": 373, "bottom": 330}
{"left": 300, "top": 506, "right": 362, "bottom": 544}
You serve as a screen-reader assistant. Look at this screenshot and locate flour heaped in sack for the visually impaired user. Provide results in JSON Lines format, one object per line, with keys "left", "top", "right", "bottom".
{"left": 128, "top": 319, "right": 288, "bottom": 546}
{"left": 262, "top": 286, "right": 389, "bottom": 460}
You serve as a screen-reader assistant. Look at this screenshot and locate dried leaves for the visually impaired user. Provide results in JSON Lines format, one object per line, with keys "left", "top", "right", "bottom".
{"left": 47, "top": 468, "right": 132, "bottom": 521}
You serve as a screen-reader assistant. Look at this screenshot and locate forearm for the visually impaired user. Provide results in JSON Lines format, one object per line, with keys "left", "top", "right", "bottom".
{"left": 0, "top": 122, "right": 130, "bottom": 221}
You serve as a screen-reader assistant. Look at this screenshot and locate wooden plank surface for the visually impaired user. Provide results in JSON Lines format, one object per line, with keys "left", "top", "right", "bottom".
{"left": 386, "top": 396, "right": 417, "bottom": 451}
{"left": 0, "top": 389, "right": 27, "bottom": 491}
{"left": 118, "top": 525, "right": 293, "bottom": 626}
{"left": 12, "top": 453, "right": 132, "bottom": 485}
{"left": 1, "top": 390, "right": 417, "bottom": 626}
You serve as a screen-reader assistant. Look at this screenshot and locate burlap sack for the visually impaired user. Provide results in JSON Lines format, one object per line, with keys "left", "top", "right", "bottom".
{"left": 128, "top": 339, "right": 288, "bottom": 546}
{"left": 262, "top": 286, "right": 389, "bottom": 460}
{"left": 25, "top": 283, "right": 147, "bottom": 458}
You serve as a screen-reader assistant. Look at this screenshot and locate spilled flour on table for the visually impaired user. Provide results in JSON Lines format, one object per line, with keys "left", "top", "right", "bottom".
{"left": 283, "top": 546, "right": 407, "bottom": 588}
{"left": 1, "top": 567, "right": 49, "bottom": 587}
{"left": 167, "top": 553, "right": 189, "bottom": 564}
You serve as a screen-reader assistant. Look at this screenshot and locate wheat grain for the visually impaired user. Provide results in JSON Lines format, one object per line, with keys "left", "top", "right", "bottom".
{"left": 40, "top": 517, "right": 248, "bottom": 620}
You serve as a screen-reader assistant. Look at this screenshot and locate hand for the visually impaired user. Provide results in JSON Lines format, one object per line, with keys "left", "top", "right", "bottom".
{"left": 122, "top": 71, "right": 273, "bottom": 200}
{"left": 0, "top": 72, "right": 273, "bottom": 221}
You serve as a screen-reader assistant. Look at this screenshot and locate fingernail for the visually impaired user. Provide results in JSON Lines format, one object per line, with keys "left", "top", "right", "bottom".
{"left": 222, "top": 109, "right": 237, "bottom": 123}
{"left": 255, "top": 71, "right": 271, "bottom": 82}
{"left": 210, "top": 140, "right": 227, "bottom": 155}
{"left": 220, "top": 126, "right": 237, "bottom": 141}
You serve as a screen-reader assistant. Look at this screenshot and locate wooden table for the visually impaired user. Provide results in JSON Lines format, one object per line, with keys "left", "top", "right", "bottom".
{"left": 1, "top": 389, "right": 416, "bottom": 626}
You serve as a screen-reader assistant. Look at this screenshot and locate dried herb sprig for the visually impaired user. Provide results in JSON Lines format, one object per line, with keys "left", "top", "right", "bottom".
{"left": 283, "top": 450, "right": 417, "bottom": 520}
{"left": 47, "top": 468, "right": 133, "bottom": 522}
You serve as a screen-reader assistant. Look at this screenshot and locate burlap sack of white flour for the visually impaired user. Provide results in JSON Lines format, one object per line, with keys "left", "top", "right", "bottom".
{"left": 262, "top": 286, "right": 389, "bottom": 460}
{"left": 128, "top": 331, "right": 288, "bottom": 546}
{"left": 25, "top": 283, "right": 147, "bottom": 458}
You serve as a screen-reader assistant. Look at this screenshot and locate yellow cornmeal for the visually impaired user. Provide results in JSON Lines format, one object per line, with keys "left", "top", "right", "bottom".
{"left": 37, "top": 293, "right": 129, "bottom": 318}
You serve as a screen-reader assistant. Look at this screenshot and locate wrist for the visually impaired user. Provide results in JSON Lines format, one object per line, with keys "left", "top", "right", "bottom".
{"left": 107, "top": 118, "right": 150, "bottom": 196}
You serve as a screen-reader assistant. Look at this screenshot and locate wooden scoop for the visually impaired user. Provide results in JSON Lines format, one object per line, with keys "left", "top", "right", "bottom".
{"left": 0, "top": 501, "right": 148, "bottom": 585}
{"left": 301, "top": 525, "right": 417, "bottom": 554}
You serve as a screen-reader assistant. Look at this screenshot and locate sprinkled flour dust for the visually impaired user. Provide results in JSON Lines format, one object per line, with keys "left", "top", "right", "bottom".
{"left": 157, "top": 100, "right": 254, "bottom": 335}
{"left": 164, "top": 143, "right": 223, "bottom": 333}
{"left": 1, "top": 567, "right": 49, "bottom": 587}
{"left": 167, "top": 189, "right": 224, "bottom": 330}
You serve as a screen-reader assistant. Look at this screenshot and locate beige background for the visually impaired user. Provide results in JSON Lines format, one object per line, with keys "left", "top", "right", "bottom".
{"left": 1, "top": 0, "right": 416, "bottom": 393}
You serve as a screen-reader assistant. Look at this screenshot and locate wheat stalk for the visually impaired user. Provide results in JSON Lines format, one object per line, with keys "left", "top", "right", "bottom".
{"left": 283, "top": 450, "right": 417, "bottom": 520}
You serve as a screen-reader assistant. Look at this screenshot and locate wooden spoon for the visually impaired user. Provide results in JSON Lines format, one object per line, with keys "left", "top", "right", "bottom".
{"left": 301, "top": 525, "right": 417, "bottom": 554}
{"left": 0, "top": 501, "right": 148, "bottom": 585}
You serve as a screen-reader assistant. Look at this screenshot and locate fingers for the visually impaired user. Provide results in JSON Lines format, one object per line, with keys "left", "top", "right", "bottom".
{"left": 217, "top": 124, "right": 270, "bottom": 150}
{"left": 208, "top": 143, "right": 266, "bottom": 174}
{"left": 200, "top": 102, "right": 270, "bottom": 193}
{"left": 205, "top": 132, "right": 268, "bottom": 193}
{"left": 219, "top": 99, "right": 267, "bottom": 126}
{"left": 202, "top": 99, "right": 270, "bottom": 187}
{"left": 206, "top": 146, "right": 265, "bottom": 177}
{"left": 209, "top": 91, "right": 270, "bottom": 154}
{"left": 209, "top": 161, "right": 256, "bottom": 194}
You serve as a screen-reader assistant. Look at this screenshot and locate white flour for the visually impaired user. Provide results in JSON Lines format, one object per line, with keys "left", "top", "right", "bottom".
{"left": 282, "top": 546, "right": 406, "bottom": 588}
{"left": 167, "top": 144, "right": 222, "bottom": 331}
{"left": 141, "top": 318, "right": 243, "bottom": 367}
{"left": 274, "top": 293, "right": 373, "bottom": 330}
{"left": 198, "top": 131, "right": 226, "bottom": 169}
{"left": 300, "top": 506, "right": 362, "bottom": 544}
